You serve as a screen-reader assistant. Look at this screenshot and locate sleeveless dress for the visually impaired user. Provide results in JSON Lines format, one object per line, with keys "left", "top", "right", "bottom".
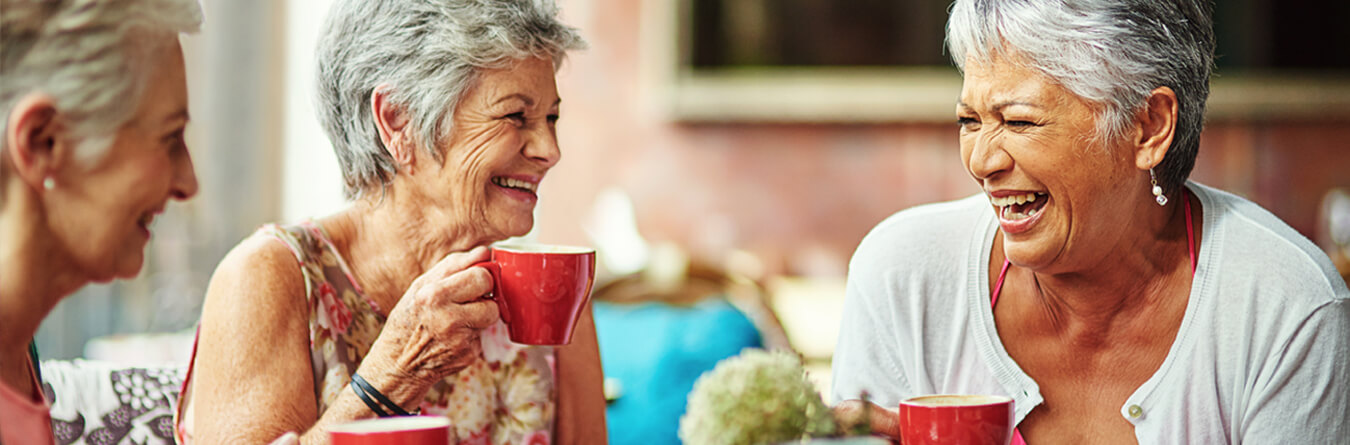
{"left": 176, "top": 222, "right": 557, "bottom": 445}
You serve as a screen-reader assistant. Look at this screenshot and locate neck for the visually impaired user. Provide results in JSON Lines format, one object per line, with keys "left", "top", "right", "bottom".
{"left": 1013, "top": 189, "right": 1198, "bottom": 334}
{"left": 320, "top": 186, "right": 500, "bottom": 312}
{"left": 0, "top": 174, "right": 89, "bottom": 390}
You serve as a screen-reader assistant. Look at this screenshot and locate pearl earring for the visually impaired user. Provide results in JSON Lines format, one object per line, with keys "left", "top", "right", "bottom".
{"left": 1150, "top": 168, "right": 1167, "bottom": 206}
{"left": 43, "top": 177, "right": 55, "bottom": 190}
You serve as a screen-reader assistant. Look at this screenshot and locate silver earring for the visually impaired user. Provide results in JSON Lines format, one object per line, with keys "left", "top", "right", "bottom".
{"left": 1150, "top": 168, "right": 1167, "bottom": 206}
{"left": 43, "top": 177, "right": 55, "bottom": 190}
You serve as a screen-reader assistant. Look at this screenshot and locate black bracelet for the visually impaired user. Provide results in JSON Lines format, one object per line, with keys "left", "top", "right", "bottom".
{"left": 349, "top": 374, "right": 390, "bottom": 417}
{"left": 350, "top": 372, "right": 412, "bottom": 417}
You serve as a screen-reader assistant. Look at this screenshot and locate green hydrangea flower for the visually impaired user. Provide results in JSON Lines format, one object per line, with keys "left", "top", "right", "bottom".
{"left": 679, "top": 349, "right": 838, "bottom": 444}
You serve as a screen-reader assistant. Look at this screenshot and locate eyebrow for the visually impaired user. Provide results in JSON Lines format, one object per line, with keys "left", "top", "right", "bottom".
{"left": 957, "top": 100, "right": 1043, "bottom": 111}
{"left": 163, "top": 109, "right": 190, "bottom": 124}
{"left": 493, "top": 94, "right": 563, "bottom": 108}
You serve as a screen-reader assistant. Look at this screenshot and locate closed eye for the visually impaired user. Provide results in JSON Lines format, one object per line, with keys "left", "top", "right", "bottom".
{"left": 1005, "top": 120, "right": 1038, "bottom": 128}
{"left": 503, "top": 112, "right": 526, "bottom": 125}
{"left": 957, "top": 116, "right": 980, "bottom": 131}
{"left": 163, "top": 128, "right": 186, "bottom": 150}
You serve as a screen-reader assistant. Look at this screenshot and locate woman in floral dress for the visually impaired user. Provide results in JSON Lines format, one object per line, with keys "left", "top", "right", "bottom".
{"left": 174, "top": 1, "right": 604, "bottom": 444}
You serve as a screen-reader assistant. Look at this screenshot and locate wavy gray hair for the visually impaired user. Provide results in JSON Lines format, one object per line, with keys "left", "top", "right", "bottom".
{"left": 946, "top": 0, "right": 1214, "bottom": 193}
{"left": 315, "top": 0, "right": 586, "bottom": 199}
{"left": 1, "top": 0, "right": 203, "bottom": 161}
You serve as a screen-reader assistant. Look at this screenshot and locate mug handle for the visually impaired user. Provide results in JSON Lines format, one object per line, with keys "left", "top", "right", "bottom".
{"left": 472, "top": 261, "right": 510, "bottom": 324}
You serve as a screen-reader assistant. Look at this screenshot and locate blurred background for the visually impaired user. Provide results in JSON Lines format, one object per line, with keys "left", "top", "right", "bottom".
{"left": 35, "top": 0, "right": 1350, "bottom": 442}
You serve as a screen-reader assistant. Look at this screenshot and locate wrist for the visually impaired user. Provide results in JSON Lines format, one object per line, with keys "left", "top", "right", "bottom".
{"left": 354, "top": 357, "right": 429, "bottom": 414}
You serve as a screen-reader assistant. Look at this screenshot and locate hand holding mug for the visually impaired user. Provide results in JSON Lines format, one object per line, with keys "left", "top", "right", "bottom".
{"left": 366, "top": 246, "right": 500, "bottom": 389}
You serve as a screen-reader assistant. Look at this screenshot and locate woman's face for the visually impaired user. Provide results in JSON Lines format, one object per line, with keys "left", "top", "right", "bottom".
{"left": 957, "top": 51, "right": 1142, "bottom": 272}
{"left": 47, "top": 40, "right": 198, "bottom": 281}
{"left": 430, "top": 57, "right": 561, "bottom": 240}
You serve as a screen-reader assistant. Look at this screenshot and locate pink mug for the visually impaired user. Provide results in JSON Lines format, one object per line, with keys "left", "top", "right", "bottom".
{"left": 898, "top": 394, "right": 1014, "bottom": 445}
{"left": 474, "top": 244, "right": 596, "bottom": 345}
{"left": 329, "top": 416, "right": 455, "bottom": 445}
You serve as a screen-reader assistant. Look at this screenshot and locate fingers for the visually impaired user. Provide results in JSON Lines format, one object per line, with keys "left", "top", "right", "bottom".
{"left": 832, "top": 400, "right": 900, "bottom": 438}
{"left": 431, "top": 245, "right": 491, "bottom": 275}
{"left": 455, "top": 298, "right": 500, "bottom": 329}
{"left": 437, "top": 265, "right": 494, "bottom": 304}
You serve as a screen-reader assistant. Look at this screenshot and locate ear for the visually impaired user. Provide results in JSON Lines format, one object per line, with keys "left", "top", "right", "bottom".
{"left": 4, "top": 93, "right": 70, "bottom": 189}
{"left": 1133, "top": 86, "right": 1179, "bottom": 170}
{"left": 371, "top": 85, "right": 415, "bottom": 172}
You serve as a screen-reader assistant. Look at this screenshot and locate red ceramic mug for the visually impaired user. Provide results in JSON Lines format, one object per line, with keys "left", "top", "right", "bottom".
{"left": 329, "top": 416, "right": 455, "bottom": 445}
{"left": 473, "top": 244, "right": 596, "bottom": 345}
{"left": 898, "top": 394, "right": 1014, "bottom": 445}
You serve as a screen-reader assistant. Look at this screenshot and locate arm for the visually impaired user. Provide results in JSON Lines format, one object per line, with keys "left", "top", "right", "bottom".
{"left": 192, "top": 238, "right": 497, "bottom": 444}
{"left": 554, "top": 302, "right": 607, "bottom": 444}
{"left": 1240, "top": 300, "right": 1350, "bottom": 443}
{"left": 829, "top": 240, "right": 912, "bottom": 440}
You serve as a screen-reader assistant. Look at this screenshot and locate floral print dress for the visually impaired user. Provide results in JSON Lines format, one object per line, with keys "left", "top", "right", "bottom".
{"left": 175, "top": 222, "right": 556, "bottom": 445}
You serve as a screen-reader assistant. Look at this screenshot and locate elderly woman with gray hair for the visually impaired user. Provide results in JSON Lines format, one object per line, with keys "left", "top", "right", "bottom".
{"left": 176, "top": 0, "right": 604, "bottom": 444}
{"left": 1, "top": 0, "right": 202, "bottom": 443}
{"left": 831, "top": 0, "right": 1350, "bottom": 443}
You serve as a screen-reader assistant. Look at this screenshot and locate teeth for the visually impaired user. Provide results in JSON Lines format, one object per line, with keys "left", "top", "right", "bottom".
{"left": 989, "top": 192, "right": 1041, "bottom": 207}
{"left": 492, "top": 177, "right": 537, "bottom": 192}
{"left": 1003, "top": 207, "right": 1039, "bottom": 221}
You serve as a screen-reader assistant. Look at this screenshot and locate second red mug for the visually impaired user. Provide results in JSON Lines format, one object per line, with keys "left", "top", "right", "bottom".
{"left": 898, "top": 394, "right": 1014, "bottom": 445}
{"left": 329, "top": 416, "right": 454, "bottom": 445}
{"left": 474, "top": 244, "right": 596, "bottom": 345}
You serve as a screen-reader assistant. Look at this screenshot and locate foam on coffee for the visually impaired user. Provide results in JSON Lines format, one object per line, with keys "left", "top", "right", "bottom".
{"left": 328, "top": 416, "right": 451, "bottom": 433}
{"left": 903, "top": 394, "right": 1011, "bottom": 407}
{"left": 494, "top": 244, "right": 594, "bottom": 254}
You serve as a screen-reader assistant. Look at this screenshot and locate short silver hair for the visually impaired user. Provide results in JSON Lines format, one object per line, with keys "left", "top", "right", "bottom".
{"left": 315, "top": 0, "right": 587, "bottom": 199}
{"left": 1, "top": 0, "right": 203, "bottom": 161}
{"left": 946, "top": 0, "right": 1214, "bottom": 193}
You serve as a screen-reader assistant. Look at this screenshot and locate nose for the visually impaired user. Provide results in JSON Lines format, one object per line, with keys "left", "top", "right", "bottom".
{"left": 171, "top": 147, "right": 199, "bottom": 201}
{"left": 964, "top": 129, "right": 1012, "bottom": 181}
{"left": 522, "top": 122, "right": 561, "bottom": 168}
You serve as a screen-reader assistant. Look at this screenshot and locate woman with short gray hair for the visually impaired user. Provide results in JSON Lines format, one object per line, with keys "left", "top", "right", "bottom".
{"left": 177, "top": 0, "right": 604, "bottom": 444}
{"left": 831, "top": 0, "right": 1349, "bottom": 442}
{"left": 1, "top": 0, "right": 202, "bottom": 443}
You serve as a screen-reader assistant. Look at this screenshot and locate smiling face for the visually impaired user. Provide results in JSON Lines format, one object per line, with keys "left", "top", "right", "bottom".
{"left": 422, "top": 57, "right": 561, "bottom": 240}
{"left": 957, "top": 51, "right": 1147, "bottom": 272}
{"left": 46, "top": 38, "right": 198, "bottom": 281}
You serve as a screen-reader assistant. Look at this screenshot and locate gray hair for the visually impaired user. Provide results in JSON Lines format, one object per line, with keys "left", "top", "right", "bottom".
{"left": 315, "top": 0, "right": 586, "bottom": 200}
{"left": 946, "top": 0, "right": 1214, "bottom": 193}
{"left": 1, "top": 0, "right": 203, "bottom": 161}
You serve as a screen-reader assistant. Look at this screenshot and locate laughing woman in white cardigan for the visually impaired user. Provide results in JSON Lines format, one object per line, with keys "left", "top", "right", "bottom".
{"left": 830, "top": 0, "right": 1350, "bottom": 443}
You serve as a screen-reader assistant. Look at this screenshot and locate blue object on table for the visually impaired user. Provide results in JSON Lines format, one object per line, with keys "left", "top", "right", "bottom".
{"left": 595, "top": 298, "right": 764, "bottom": 445}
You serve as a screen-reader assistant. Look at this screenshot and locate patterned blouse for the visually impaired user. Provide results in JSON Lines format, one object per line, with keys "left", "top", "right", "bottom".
{"left": 176, "top": 222, "right": 557, "bottom": 445}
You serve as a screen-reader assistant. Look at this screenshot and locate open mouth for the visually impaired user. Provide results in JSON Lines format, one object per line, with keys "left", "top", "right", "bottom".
{"left": 990, "top": 192, "right": 1048, "bottom": 221}
{"left": 491, "top": 176, "right": 538, "bottom": 194}
{"left": 136, "top": 212, "right": 155, "bottom": 234}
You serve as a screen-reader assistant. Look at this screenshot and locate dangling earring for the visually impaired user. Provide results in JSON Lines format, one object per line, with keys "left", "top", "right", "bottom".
{"left": 43, "top": 177, "right": 55, "bottom": 190}
{"left": 1150, "top": 168, "right": 1167, "bottom": 206}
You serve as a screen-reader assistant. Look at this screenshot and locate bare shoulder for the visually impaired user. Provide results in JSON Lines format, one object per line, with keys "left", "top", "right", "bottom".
{"left": 201, "top": 233, "right": 308, "bottom": 323}
{"left": 192, "top": 233, "right": 320, "bottom": 440}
